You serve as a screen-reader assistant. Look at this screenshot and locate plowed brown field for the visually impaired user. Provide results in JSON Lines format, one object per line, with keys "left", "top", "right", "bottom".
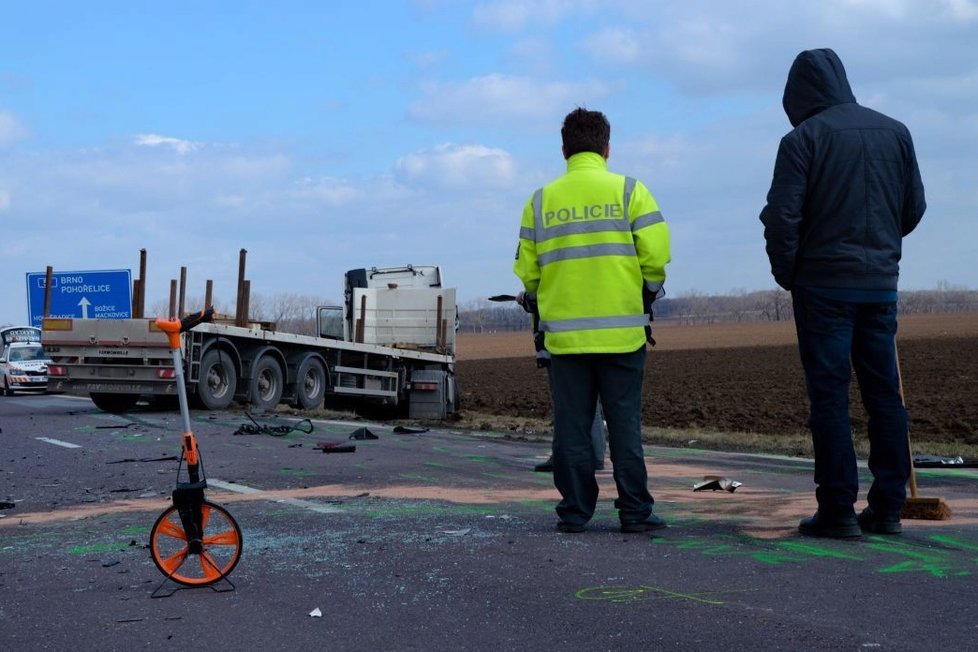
{"left": 455, "top": 313, "right": 978, "bottom": 445}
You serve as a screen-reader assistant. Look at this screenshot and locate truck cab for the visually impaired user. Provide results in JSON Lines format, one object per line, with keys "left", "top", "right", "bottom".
{"left": 1, "top": 326, "right": 51, "bottom": 395}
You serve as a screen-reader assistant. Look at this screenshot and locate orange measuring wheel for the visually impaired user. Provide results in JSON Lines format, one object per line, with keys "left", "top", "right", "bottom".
{"left": 149, "top": 307, "right": 242, "bottom": 595}
{"left": 150, "top": 498, "right": 242, "bottom": 586}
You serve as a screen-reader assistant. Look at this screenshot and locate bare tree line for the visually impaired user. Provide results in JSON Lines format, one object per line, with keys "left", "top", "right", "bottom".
{"left": 150, "top": 292, "right": 333, "bottom": 336}
{"left": 456, "top": 284, "right": 978, "bottom": 333}
{"left": 20, "top": 283, "right": 970, "bottom": 337}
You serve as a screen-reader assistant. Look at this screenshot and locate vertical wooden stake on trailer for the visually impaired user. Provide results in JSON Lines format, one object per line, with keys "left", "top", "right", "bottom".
{"left": 137, "top": 248, "right": 148, "bottom": 318}
{"left": 355, "top": 294, "right": 367, "bottom": 343}
{"left": 178, "top": 266, "right": 187, "bottom": 318}
{"left": 436, "top": 295, "right": 444, "bottom": 350}
{"left": 242, "top": 280, "right": 251, "bottom": 327}
{"left": 43, "top": 266, "right": 53, "bottom": 320}
{"left": 169, "top": 280, "right": 178, "bottom": 319}
{"left": 236, "top": 249, "right": 248, "bottom": 327}
{"left": 132, "top": 279, "right": 142, "bottom": 318}
{"left": 205, "top": 280, "right": 213, "bottom": 312}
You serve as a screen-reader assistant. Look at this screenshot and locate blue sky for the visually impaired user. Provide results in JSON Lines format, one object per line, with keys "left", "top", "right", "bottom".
{"left": 2, "top": 0, "right": 976, "bottom": 325}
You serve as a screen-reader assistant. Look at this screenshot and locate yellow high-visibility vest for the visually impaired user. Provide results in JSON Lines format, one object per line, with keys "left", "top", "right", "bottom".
{"left": 513, "top": 152, "right": 670, "bottom": 354}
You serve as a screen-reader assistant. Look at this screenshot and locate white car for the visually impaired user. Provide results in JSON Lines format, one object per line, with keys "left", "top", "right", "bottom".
{"left": 1, "top": 327, "right": 51, "bottom": 395}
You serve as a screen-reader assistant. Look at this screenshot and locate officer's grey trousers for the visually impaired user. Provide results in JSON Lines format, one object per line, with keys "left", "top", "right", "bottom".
{"left": 549, "top": 346, "right": 654, "bottom": 525}
{"left": 547, "top": 366, "right": 605, "bottom": 467}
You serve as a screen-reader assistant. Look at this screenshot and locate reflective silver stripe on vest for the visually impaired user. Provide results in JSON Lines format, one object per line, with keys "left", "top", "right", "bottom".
{"left": 533, "top": 217, "right": 631, "bottom": 242}
{"left": 532, "top": 188, "right": 544, "bottom": 237}
{"left": 519, "top": 225, "right": 535, "bottom": 240}
{"left": 539, "top": 313, "right": 650, "bottom": 332}
{"left": 623, "top": 176, "right": 636, "bottom": 221}
{"left": 631, "top": 210, "right": 664, "bottom": 232}
{"left": 538, "top": 242, "right": 638, "bottom": 266}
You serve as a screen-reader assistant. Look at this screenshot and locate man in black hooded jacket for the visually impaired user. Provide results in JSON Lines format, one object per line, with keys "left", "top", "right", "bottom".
{"left": 760, "top": 48, "right": 926, "bottom": 538}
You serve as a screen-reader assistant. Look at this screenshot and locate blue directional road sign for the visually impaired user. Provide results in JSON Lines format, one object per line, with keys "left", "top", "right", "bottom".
{"left": 26, "top": 269, "right": 133, "bottom": 328}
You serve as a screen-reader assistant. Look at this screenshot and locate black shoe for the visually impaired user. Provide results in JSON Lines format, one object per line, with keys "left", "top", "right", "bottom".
{"left": 858, "top": 507, "right": 902, "bottom": 535}
{"left": 534, "top": 458, "right": 554, "bottom": 473}
{"left": 620, "top": 512, "right": 667, "bottom": 533}
{"left": 556, "top": 521, "right": 586, "bottom": 533}
{"left": 798, "top": 511, "right": 862, "bottom": 538}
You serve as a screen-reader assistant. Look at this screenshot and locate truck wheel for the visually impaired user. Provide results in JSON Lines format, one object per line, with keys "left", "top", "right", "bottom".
{"left": 90, "top": 393, "right": 140, "bottom": 413}
{"left": 197, "top": 349, "right": 237, "bottom": 410}
{"left": 294, "top": 357, "right": 327, "bottom": 410}
{"left": 3, "top": 377, "right": 13, "bottom": 397}
{"left": 249, "top": 355, "right": 283, "bottom": 410}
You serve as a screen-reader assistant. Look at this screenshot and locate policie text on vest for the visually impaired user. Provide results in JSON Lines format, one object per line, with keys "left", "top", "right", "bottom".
{"left": 545, "top": 203, "right": 623, "bottom": 226}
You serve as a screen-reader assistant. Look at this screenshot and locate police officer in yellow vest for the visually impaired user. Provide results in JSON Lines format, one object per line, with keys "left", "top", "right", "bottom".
{"left": 513, "top": 107, "right": 671, "bottom": 533}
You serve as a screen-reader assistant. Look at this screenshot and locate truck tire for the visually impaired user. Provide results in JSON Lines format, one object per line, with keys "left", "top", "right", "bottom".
{"left": 293, "top": 357, "right": 327, "bottom": 410}
{"left": 90, "top": 392, "right": 140, "bottom": 413}
{"left": 197, "top": 348, "right": 237, "bottom": 410}
{"left": 249, "top": 355, "right": 283, "bottom": 410}
{"left": 3, "top": 377, "right": 13, "bottom": 396}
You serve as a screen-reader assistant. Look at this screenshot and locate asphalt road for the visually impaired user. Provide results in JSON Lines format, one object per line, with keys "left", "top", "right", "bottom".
{"left": 1, "top": 393, "right": 977, "bottom": 651}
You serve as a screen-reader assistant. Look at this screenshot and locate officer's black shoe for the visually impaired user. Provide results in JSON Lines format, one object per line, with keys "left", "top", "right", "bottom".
{"left": 534, "top": 458, "right": 554, "bottom": 473}
{"left": 620, "top": 512, "right": 667, "bottom": 533}
{"left": 556, "top": 521, "right": 586, "bottom": 533}
{"left": 858, "top": 507, "right": 902, "bottom": 535}
{"left": 798, "top": 511, "right": 862, "bottom": 538}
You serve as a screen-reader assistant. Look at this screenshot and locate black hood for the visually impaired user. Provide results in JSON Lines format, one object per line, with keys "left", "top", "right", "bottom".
{"left": 782, "top": 48, "right": 856, "bottom": 127}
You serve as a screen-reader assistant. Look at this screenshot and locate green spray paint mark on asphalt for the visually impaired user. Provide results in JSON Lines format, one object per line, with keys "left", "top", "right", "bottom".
{"left": 120, "top": 525, "right": 148, "bottom": 536}
{"left": 778, "top": 541, "right": 863, "bottom": 560}
{"left": 69, "top": 542, "right": 127, "bottom": 555}
{"left": 658, "top": 535, "right": 863, "bottom": 565}
{"left": 518, "top": 499, "right": 557, "bottom": 513}
{"left": 464, "top": 455, "right": 495, "bottom": 465}
{"left": 929, "top": 534, "right": 978, "bottom": 552}
{"left": 400, "top": 473, "right": 441, "bottom": 484}
{"left": 280, "top": 467, "right": 316, "bottom": 477}
{"left": 867, "top": 538, "right": 973, "bottom": 578}
{"left": 653, "top": 531, "right": 977, "bottom": 578}
{"left": 424, "top": 461, "right": 453, "bottom": 469}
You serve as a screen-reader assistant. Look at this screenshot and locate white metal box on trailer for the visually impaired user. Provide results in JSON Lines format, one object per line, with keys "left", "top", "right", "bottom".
{"left": 349, "top": 287, "right": 456, "bottom": 353}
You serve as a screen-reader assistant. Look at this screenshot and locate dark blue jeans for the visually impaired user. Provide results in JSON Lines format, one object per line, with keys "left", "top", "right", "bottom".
{"left": 791, "top": 287, "right": 910, "bottom": 519}
{"left": 549, "top": 346, "right": 653, "bottom": 525}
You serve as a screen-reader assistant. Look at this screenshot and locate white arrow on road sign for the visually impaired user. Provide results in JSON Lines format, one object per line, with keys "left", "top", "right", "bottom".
{"left": 78, "top": 297, "right": 91, "bottom": 318}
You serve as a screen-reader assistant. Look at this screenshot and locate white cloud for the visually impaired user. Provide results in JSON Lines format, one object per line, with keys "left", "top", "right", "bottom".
{"left": 134, "top": 133, "right": 200, "bottom": 155}
{"left": 574, "top": 1, "right": 978, "bottom": 94}
{"left": 582, "top": 27, "right": 643, "bottom": 65}
{"left": 395, "top": 143, "right": 517, "bottom": 189}
{"left": 409, "top": 73, "right": 615, "bottom": 125}
{"left": 472, "top": 0, "right": 588, "bottom": 31}
{"left": 0, "top": 108, "right": 28, "bottom": 147}
{"left": 941, "top": 0, "right": 978, "bottom": 20}
{"left": 290, "top": 176, "right": 362, "bottom": 206}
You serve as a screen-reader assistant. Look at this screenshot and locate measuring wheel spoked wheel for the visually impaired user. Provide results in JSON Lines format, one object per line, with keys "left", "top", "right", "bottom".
{"left": 150, "top": 500, "right": 243, "bottom": 587}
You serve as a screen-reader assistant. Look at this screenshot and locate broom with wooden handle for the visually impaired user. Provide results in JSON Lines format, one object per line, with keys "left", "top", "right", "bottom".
{"left": 896, "top": 344, "right": 952, "bottom": 520}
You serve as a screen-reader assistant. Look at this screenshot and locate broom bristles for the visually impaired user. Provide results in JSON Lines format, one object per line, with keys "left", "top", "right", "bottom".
{"left": 902, "top": 497, "right": 952, "bottom": 520}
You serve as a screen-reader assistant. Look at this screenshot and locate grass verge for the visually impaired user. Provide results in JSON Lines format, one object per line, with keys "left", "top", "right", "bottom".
{"left": 281, "top": 406, "right": 978, "bottom": 462}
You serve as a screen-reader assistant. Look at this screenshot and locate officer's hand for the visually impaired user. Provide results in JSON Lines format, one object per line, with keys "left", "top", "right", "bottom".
{"left": 517, "top": 291, "right": 537, "bottom": 314}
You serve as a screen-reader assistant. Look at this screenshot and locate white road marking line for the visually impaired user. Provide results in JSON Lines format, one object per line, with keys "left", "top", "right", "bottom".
{"left": 208, "top": 479, "right": 344, "bottom": 514}
{"left": 34, "top": 437, "right": 81, "bottom": 449}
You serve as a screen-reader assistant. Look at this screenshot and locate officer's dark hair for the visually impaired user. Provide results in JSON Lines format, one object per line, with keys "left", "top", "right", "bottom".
{"left": 561, "top": 107, "right": 610, "bottom": 158}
